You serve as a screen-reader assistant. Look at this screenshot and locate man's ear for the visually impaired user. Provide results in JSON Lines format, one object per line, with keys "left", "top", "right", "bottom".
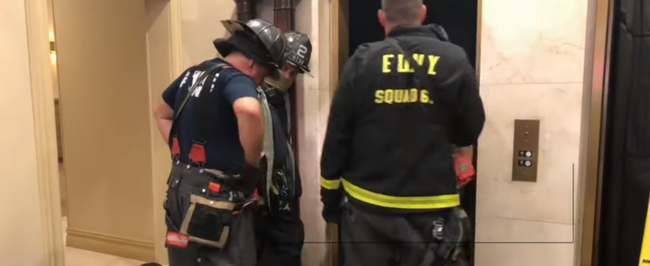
{"left": 419, "top": 5, "right": 427, "bottom": 23}
{"left": 378, "top": 9, "right": 386, "bottom": 27}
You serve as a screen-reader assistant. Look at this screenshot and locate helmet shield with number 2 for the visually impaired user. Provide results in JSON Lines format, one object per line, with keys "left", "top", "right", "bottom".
{"left": 283, "top": 31, "right": 312, "bottom": 74}
{"left": 264, "top": 31, "right": 313, "bottom": 91}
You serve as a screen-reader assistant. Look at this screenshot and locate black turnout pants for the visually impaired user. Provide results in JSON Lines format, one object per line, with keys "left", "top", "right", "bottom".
{"left": 341, "top": 203, "right": 460, "bottom": 266}
{"left": 164, "top": 165, "right": 257, "bottom": 266}
{"left": 255, "top": 197, "right": 304, "bottom": 266}
{"left": 167, "top": 210, "right": 256, "bottom": 266}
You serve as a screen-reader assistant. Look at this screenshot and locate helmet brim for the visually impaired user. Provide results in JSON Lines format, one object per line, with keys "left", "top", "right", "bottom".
{"left": 213, "top": 38, "right": 237, "bottom": 58}
{"left": 221, "top": 20, "right": 256, "bottom": 39}
{"left": 220, "top": 20, "right": 280, "bottom": 70}
{"left": 213, "top": 37, "right": 280, "bottom": 74}
{"left": 286, "top": 61, "right": 312, "bottom": 77}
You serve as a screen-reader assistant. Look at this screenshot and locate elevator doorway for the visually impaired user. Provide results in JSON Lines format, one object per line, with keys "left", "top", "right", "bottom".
{"left": 333, "top": 0, "right": 480, "bottom": 264}
{"left": 595, "top": 0, "right": 650, "bottom": 265}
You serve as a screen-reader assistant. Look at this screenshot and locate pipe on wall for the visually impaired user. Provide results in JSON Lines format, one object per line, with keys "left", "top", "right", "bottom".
{"left": 234, "top": 0, "right": 257, "bottom": 22}
{"left": 273, "top": 0, "right": 294, "bottom": 31}
{"left": 272, "top": 0, "right": 299, "bottom": 173}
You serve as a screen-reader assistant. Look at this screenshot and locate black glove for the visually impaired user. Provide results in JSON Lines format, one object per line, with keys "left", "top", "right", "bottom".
{"left": 321, "top": 187, "right": 343, "bottom": 224}
{"left": 232, "top": 163, "right": 261, "bottom": 193}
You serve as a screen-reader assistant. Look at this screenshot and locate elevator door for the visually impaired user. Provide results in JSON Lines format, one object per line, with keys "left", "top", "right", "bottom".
{"left": 346, "top": 0, "right": 478, "bottom": 264}
{"left": 348, "top": 0, "right": 477, "bottom": 66}
{"left": 598, "top": 0, "right": 650, "bottom": 265}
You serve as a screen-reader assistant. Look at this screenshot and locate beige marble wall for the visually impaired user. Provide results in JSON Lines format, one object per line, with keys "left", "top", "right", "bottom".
{"left": 294, "top": 1, "right": 334, "bottom": 265}
{"left": 179, "top": 0, "right": 236, "bottom": 67}
{"left": 474, "top": 0, "right": 589, "bottom": 264}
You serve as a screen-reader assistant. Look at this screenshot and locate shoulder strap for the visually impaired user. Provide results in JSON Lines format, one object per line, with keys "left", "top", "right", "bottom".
{"left": 258, "top": 87, "right": 275, "bottom": 207}
{"left": 168, "top": 62, "right": 228, "bottom": 159}
{"left": 187, "top": 63, "right": 231, "bottom": 165}
{"left": 385, "top": 38, "right": 430, "bottom": 99}
{"left": 282, "top": 92, "right": 298, "bottom": 198}
{"left": 283, "top": 92, "right": 291, "bottom": 140}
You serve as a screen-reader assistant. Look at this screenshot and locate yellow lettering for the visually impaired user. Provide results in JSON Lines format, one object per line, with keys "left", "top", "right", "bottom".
{"left": 409, "top": 88, "right": 419, "bottom": 102}
{"left": 375, "top": 90, "right": 385, "bottom": 103}
{"left": 427, "top": 55, "right": 440, "bottom": 75}
{"left": 384, "top": 89, "right": 394, "bottom": 104}
{"left": 420, "top": 90, "right": 433, "bottom": 104}
{"left": 413, "top": 54, "right": 425, "bottom": 66}
{"left": 398, "top": 90, "right": 408, "bottom": 103}
{"left": 402, "top": 89, "right": 412, "bottom": 103}
{"left": 394, "top": 90, "right": 405, "bottom": 103}
{"left": 397, "top": 54, "right": 414, "bottom": 73}
{"left": 375, "top": 88, "right": 434, "bottom": 105}
{"left": 382, "top": 54, "right": 394, "bottom": 73}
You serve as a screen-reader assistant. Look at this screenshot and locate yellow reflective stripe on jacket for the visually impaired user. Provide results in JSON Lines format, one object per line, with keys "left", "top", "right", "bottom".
{"left": 341, "top": 179, "right": 460, "bottom": 209}
{"left": 320, "top": 177, "right": 341, "bottom": 190}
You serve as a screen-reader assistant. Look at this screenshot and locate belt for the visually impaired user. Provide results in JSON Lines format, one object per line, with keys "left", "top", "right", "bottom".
{"left": 170, "top": 163, "right": 259, "bottom": 215}
{"left": 203, "top": 168, "right": 233, "bottom": 180}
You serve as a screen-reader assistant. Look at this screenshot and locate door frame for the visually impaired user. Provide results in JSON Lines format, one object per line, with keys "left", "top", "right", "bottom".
{"left": 325, "top": 0, "right": 483, "bottom": 264}
{"left": 577, "top": 0, "right": 615, "bottom": 264}
{"left": 26, "top": 0, "right": 184, "bottom": 264}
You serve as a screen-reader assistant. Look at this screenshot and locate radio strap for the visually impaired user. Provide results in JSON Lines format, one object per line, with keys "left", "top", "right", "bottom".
{"left": 258, "top": 86, "right": 275, "bottom": 207}
{"left": 284, "top": 92, "right": 297, "bottom": 198}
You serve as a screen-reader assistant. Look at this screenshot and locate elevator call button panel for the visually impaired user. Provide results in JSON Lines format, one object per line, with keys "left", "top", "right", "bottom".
{"left": 512, "top": 119, "right": 540, "bottom": 182}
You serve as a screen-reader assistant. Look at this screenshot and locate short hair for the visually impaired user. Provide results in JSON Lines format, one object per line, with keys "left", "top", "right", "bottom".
{"left": 381, "top": 0, "right": 423, "bottom": 25}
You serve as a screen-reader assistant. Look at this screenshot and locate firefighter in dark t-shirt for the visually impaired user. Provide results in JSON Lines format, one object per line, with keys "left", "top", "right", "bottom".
{"left": 153, "top": 19, "right": 287, "bottom": 266}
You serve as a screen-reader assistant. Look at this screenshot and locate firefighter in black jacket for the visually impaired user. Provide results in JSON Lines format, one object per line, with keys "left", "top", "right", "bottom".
{"left": 256, "top": 31, "right": 313, "bottom": 266}
{"left": 319, "top": 0, "right": 485, "bottom": 265}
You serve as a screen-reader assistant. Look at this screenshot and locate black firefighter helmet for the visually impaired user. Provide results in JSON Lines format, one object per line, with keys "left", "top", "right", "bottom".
{"left": 213, "top": 18, "right": 287, "bottom": 71}
{"left": 283, "top": 31, "right": 312, "bottom": 74}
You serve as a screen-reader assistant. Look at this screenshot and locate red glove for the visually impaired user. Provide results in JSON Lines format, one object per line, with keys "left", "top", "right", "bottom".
{"left": 455, "top": 156, "right": 475, "bottom": 187}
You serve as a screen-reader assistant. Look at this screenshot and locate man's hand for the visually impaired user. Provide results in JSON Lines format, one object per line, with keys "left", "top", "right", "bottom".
{"left": 153, "top": 97, "right": 174, "bottom": 142}
{"left": 454, "top": 146, "right": 475, "bottom": 187}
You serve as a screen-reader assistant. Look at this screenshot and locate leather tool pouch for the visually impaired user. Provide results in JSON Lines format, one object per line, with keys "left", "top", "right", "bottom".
{"left": 164, "top": 172, "right": 238, "bottom": 249}
{"left": 179, "top": 193, "right": 235, "bottom": 249}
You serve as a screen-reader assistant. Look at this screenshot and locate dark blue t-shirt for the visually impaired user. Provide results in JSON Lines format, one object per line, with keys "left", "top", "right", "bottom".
{"left": 162, "top": 59, "right": 258, "bottom": 171}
